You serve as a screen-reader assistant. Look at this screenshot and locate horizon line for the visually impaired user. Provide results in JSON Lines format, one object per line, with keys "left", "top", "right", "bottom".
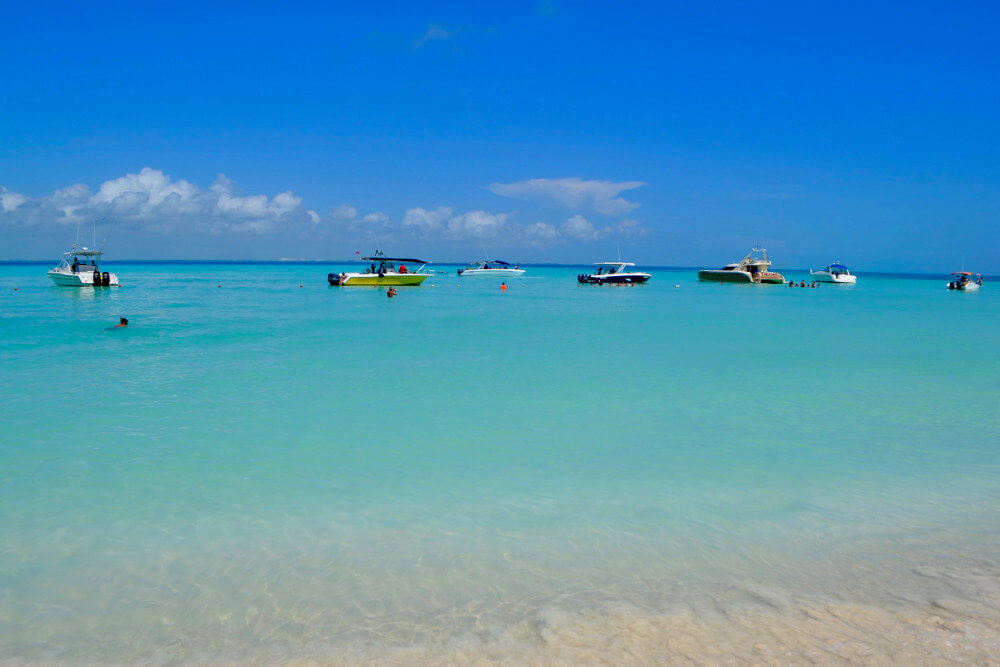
{"left": 1, "top": 259, "right": 991, "bottom": 279}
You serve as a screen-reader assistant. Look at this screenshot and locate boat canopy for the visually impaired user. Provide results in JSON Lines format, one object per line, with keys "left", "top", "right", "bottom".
{"left": 361, "top": 256, "right": 426, "bottom": 263}
{"left": 828, "top": 263, "right": 849, "bottom": 270}
{"left": 64, "top": 247, "right": 103, "bottom": 257}
{"left": 594, "top": 261, "right": 635, "bottom": 266}
{"left": 485, "top": 260, "right": 512, "bottom": 266}
{"left": 952, "top": 272, "right": 974, "bottom": 276}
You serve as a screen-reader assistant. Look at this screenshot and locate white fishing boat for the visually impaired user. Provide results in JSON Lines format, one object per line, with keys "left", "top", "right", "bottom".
{"left": 811, "top": 263, "right": 857, "bottom": 284}
{"left": 457, "top": 259, "right": 525, "bottom": 278}
{"left": 48, "top": 246, "right": 119, "bottom": 286}
{"left": 946, "top": 272, "right": 982, "bottom": 291}
{"left": 698, "top": 248, "right": 785, "bottom": 284}
{"left": 577, "top": 261, "right": 651, "bottom": 285}
{"left": 328, "top": 249, "right": 431, "bottom": 286}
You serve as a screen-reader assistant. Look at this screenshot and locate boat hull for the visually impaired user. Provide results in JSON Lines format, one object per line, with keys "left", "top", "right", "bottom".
{"left": 48, "top": 269, "right": 119, "bottom": 286}
{"left": 329, "top": 272, "right": 429, "bottom": 286}
{"left": 947, "top": 281, "right": 980, "bottom": 291}
{"left": 812, "top": 272, "right": 857, "bottom": 284}
{"left": 698, "top": 269, "right": 784, "bottom": 284}
{"left": 578, "top": 273, "right": 651, "bottom": 285}
{"left": 457, "top": 268, "right": 525, "bottom": 277}
{"left": 698, "top": 270, "right": 753, "bottom": 283}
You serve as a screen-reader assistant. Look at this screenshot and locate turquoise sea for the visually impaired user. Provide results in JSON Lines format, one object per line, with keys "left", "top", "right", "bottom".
{"left": 1, "top": 262, "right": 999, "bottom": 662}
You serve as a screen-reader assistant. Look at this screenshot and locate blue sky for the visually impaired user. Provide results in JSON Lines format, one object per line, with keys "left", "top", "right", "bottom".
{"left": 1, "top": 0, "right": 998, "bottom": 271}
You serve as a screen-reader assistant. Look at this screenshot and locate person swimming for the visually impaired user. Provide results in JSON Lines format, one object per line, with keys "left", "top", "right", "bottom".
{"left": 105, "top": 317, "right": 128, "bottom": 331}
{"left": 387, "top": 287, "right": 397, "bottom": 298}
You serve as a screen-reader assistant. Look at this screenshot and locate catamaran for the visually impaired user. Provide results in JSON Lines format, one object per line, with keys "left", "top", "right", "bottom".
{"left": 457, "top": 259, "right": 525, "bottom": 277}
{"left": 810, "top": 263, "right": 857, "bottom": 284}
{"left": 328, "top": 249, "right": 431, "bottom": 286}
{"left": 698, "top": 248, "right": 785, "bottom": 284}
{"left": 48, "top": 246, "right": 119, "bottom": 286}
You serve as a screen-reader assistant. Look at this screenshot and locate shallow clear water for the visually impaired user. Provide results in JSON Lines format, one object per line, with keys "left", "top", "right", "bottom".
{"left": 1, "top": 263, "right": 999, "bottom": 662}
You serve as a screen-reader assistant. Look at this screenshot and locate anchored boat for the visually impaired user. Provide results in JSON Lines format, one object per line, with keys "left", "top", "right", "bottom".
{"left": 578, "top": 261, "right": 651, "bottom": 285}
{"left": 946, "top": 272, "right": 982, "bottom": 291}
{"left": 698, "top": 248, "right": 785, "bottom": 284}
{"left": 811, "top": 263, "right": 857, "bottom": 284}
{"left": 457, "top": 259, "right": 525, "bottom": 278}
{"left": 328, "top": 250, "right": 431, "bottom": 286}
{"left": 48, "top": 246, "right": 119, "bottom": 287}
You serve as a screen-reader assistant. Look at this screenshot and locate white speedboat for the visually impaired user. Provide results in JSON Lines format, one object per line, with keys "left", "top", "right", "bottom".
{"left": 578, "top": 261, "right": 651, "bottom": 285}
{"left": 48, "top": 246, "right": 119, "bottom": 286}
{"left": 946, "top": 272, "right": 982, "bottom": 290}
{"left": 457, "top": 259, "right": 525, "bottom": 277}
{"left": 328, "top": 249, "right": 431, "bottom": 286}
{"left": 811, "top": 263, "right": 857, "bottom": 284}
{"left": 698, "top": 248, "right": 785, "bottom": 284}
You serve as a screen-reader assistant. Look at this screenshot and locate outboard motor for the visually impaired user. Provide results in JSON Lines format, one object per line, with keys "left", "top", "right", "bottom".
{"left": 101, "top": 272, "right": 110, "bottom": 286}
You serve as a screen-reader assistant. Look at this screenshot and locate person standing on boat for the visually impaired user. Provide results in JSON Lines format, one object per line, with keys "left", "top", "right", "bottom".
{"left": 398, "top": 264, "right": 407, "bottom": 274}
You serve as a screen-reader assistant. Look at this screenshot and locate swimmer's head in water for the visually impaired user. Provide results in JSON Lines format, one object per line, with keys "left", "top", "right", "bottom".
{"left": 120, "top": 317, "right": 128, "bottom": 326}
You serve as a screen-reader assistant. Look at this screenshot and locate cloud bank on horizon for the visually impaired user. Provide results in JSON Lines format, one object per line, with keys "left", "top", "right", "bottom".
{"left": 0, "top": 168, "right": 320, "bottom": 235}
{"left": 1, "top": 169, "right": 648, "bottom": 254}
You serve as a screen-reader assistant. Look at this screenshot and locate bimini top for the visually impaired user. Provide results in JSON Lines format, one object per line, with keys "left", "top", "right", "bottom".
{"left": 361, "top": 256, "right": 426, "bottom": 263}
{"left": 827, "top": 263, "right": 849, "bottom": 271}
{"left": 485, "top": 260, "right": 512, "bottom": 266}
{"left": 63, "top": 246, "right": 104, "bottom": 257}
{"left": 952, "top": 271, "right": 978, "bottom": 276}
{"left": 595, "top": 261, "right": 635, "bottom": 267}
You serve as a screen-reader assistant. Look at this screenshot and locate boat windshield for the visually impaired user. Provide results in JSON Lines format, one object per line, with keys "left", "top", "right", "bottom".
{"left": 59, "top": 251, "right": 102, "bottom": 272}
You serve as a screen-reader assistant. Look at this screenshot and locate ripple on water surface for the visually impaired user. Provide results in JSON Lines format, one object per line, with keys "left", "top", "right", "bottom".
{"left": 1, "top": 264, "right": 999, "bottom": 661}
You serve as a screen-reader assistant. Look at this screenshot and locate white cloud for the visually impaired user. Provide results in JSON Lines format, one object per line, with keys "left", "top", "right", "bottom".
{"left": 403, "top": 207, "right": 508, "bottom": 239}
{"left": 403, "top": 206, "right": 454, "bottom": 231}
{"left": 447, "top": 210, "right": 507, "bottom": 238}
{"left": 362, "top": 211, "right": 390, "bottom": 225}
{"left": 561, "top": 214, "right": 599, "bottom": 240}
{"left": 0, "top": 187, "right": 27, "bottom": 213}
{"left": 611, "top": 218, "right": 646, "bottom": 238}
{"left": 488, "top": 177, "right": 646, "bottom": 216}
{"left": 330, "top": 204, "right": 357, "bottom": 221}
{"left": 414, "top": 23, "right": 453, "bottom": 49}
{"left": 524, "top": 221, "right": 559, "bottom": 241}
{"left": 0, "top": 168, "right": 319, "bottom": 234}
